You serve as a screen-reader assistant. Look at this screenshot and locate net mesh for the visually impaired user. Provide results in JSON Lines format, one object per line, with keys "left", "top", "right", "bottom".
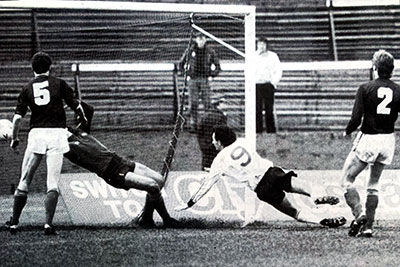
{"left": 63, "top": 11, "right": 246, "bottom": 174}
{"left": 0, "top": 8, "right": 247, "bottom": 190}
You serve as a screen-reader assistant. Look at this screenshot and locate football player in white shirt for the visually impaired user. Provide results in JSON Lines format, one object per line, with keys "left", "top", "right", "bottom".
{"left": 178, "top": 125, "right": 346, "bottom": 227}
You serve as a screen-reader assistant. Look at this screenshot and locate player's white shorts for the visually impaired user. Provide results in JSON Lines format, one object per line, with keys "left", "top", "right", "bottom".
{"left": 27, "top": 128, "right": 70, "bottom": 155}
{"left": 352, "top": 132, "right": 395, "bottom": 165}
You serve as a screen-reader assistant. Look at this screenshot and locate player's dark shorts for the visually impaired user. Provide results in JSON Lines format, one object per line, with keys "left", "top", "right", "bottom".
{"left": 254, "top": 166, "right": 297, "bottom": 206}
{"left": 102, "top": 155, "right": 136, "bottom": 190}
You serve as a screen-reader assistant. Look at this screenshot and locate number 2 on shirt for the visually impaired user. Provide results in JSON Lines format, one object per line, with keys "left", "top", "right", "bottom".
{"left": 230, "top": 146, "right": 252, "bottom": 167}
{"left": 33, "top": 81, "right": 50, "bottom": 106}
{"left": 377, "top": 87, "right": 392, "bottom": 115}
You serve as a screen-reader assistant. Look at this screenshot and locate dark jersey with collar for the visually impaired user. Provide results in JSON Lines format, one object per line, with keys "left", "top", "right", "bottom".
{"left": 15, "top": 75, "right": 79, "bottom": 129}
{"left": 65, "top": 131, "right": 116, "bottom": 177}
{"left": 346, "top": 78, "right": 400, "bottom": 135}
{"left": 65, "top": 130, "right": 135, "bottom": 178}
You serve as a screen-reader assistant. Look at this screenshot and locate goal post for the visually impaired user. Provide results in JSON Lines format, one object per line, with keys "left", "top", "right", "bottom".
{"left": 0, "top": 1, "right": 257, "bottom": 149}
{"left": 0, "top": 1, "right": 257, "bottom": 225}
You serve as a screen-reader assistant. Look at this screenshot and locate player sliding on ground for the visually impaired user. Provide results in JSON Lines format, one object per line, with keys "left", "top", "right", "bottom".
{"left": 177, "top": 125, "right": 346, "bottom": 227}
{"left": 63, "top": 117, "right": 180, "bottom": 229}
{"left": 341, "top": 50, "right": 400, "bottom": 238}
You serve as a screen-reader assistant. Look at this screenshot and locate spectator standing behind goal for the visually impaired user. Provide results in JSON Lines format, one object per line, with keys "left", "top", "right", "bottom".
{"left": 197, "top": 98, "right": 227, "bottom": 170}
{"left": 177, "top": 125, "right": 346, "bottom": 228}
{"left": 179, "top": 32, "right": 221, "bottom": 131}
{"left": 255, "top": 37, "right": 282, "bottom": 133}
{"left": 6, "top": 52, "right": 87, "bottom": 235}
{"left": 341, "top": 50, "right": 400, "bottom": 238}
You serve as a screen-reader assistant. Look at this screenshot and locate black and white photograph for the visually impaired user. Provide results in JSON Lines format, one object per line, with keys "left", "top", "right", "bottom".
{"left": 0, "top": 0, "right": 399, "bottom": 266}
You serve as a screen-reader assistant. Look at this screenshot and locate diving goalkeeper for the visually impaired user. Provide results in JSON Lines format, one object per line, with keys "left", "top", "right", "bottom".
{"left": 65, "top": 127, "right": 180, "bottom": 228}
{"left": 64, "top": 103, "right": 179, "bottom": 228}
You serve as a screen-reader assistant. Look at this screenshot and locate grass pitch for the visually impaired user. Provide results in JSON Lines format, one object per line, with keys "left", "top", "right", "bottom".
{"left": 1, "top": 220, "right": 400, "bottom": 267}
{"left": 2, "top": 131, "right": 400, "bottom": 266}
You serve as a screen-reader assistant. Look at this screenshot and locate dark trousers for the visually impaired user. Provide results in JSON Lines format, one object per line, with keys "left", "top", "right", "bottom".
{"left": 188, "top": 77, "right": 211, "bottom": 127}
{"left": 256, "top": 83, "right": 276, "bottom": 133}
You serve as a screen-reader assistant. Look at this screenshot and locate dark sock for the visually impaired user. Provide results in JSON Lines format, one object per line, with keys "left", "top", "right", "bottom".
{"left": 365, "top": 193, "right": 379, "bottom": 229}
{"left": 45, "top": 191, "right": 59, "bottom": 225}
{"left": 141, "top": 194, "right": 155, "bottom": 221}
{"left": 11, "top": 193, "right": 28, "bottom": 225}
{"left": 151, "top": 193, "right": 171, "bottom": 222}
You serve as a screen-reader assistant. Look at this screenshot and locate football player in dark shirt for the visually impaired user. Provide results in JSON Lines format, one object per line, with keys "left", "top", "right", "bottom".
{"left": 65, "top": 126, "right": 180, "bottom": 229}
{"left": 342, "top": 50, "right": 400, "bottom": 237}
{"left": 7, "top": 52, "right": 87, "bottom": 235}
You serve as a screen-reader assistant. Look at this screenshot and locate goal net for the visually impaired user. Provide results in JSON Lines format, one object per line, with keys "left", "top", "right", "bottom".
{"left": 0, "top": 1, "right": 256, "bottom": 225}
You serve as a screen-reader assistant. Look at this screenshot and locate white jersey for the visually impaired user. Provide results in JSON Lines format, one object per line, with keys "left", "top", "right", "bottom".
{"left": 191, "top": 138, "right": 274, "bottom": 203}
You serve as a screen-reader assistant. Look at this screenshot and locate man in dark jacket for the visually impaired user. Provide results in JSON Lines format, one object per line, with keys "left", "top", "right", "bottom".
{"left": 179, "top": 32, "right": 221, "bottom": 131}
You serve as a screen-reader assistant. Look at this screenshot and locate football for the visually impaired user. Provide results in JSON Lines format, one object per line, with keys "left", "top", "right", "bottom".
{"left": 0, "top": 119, "right": 12, "bottom": 141}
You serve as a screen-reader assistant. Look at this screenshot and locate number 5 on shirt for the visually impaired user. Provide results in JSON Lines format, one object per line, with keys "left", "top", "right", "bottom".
{"left": 33, "top": 81, "right": 50, "bottom": 106}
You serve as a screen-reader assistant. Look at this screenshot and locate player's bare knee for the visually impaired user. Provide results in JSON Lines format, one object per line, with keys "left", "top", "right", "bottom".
{"left": 149, "top": 171, "right": 164, "bottom": 189}
{"left": 14, "top": 189, "right": 28, "bottom": 197}
{"left": 366, "top": 188, "right": 379, "bottom": 196}
{"left": 47, "top": 188, "right": 59, "bottom": 194}
{"left": 342, "top": 172, "right": 358, "bottom": 184}
{"left": 147, "top": 182, "right": 160, "bottom": 195}
{"left": 342, "top": 181, "right": 355, "bottom": 192}
{"left": 47, "top": 178, "right": 60, "bottom": 193}
{"left": 17, "top": 180, "right": 30, "bottom": 194}
{"left": 150, "top": 174, "right": 164, "bottom": 188}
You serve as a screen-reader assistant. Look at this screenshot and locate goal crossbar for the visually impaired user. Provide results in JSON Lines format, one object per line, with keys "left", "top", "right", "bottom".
{"left": 1, "top": 0, "right": 257, "bottom": 149}
{"left": 0, "top": 1, "right": 255, "bottom": 14}
{"left": 70, "top": 62, "right": 246, "bottom": 72}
